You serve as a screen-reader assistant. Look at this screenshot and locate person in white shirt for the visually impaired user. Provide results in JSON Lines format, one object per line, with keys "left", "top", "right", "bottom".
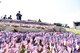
{"left": 67, "top": 46, "right": 72, "bottom": 53}
{"left": 32, "top": 47, "right": 38, "bottom": 53}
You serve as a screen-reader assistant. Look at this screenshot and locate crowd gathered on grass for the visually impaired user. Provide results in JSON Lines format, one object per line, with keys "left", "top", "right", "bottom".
{"left": 0, "top": 31, "right": 80, "bottom": 53}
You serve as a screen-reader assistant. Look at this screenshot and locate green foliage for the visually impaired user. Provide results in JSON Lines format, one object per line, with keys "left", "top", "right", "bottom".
{"left": 65, "top": 28, "right": 80, "bottom": 34}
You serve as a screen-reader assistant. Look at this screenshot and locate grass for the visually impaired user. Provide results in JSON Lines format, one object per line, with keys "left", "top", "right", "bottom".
{"left": 65, "top": 28, "right": 80, "bottom": 34}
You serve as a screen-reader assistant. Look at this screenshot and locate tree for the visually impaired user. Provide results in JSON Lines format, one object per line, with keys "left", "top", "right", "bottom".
{"left": 65, "top": 24, "right": 70, "bottom": 28}
{"left": 53, "top": 23, "right": 62, "bottom": 26}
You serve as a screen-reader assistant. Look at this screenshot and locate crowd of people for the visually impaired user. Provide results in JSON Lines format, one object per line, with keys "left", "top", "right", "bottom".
{"left": 1, "top": 11, "right": 22, "bottom": 20}
{"left": 0, "top": 31, "right": 79, "bottom": 53}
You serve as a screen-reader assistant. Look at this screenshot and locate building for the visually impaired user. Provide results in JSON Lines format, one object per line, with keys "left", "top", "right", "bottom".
{"left": 73, "top": 21, "right": 80, "bottom": 30}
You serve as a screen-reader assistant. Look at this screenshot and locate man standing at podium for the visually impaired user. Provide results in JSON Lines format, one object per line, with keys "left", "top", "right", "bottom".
{"left": 16, "top": 11, "right": 22, "bottom": 20}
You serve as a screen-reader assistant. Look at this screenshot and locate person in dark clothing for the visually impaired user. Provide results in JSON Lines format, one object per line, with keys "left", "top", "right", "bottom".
{"left": 20, "top": 45, "right": 25, "bottom": 53}
{"left": 38, "top": 19, "right": 42, "bottom": 22}
{"left": 39, "top": 39, "right": 43, "bottom": 47}
{"left": 3, "top": 15, "right": 7, "bottom": 19}
{"left": 16, "top": 11, "right": 22, "bottom": 20}
{"left": 8, "top": 15, "right": 12, "bottom": 19}
{"left": 23, "top": 35, "right": 26, "bottom": 40}
{"left": 13, "top": 29, "right": 18, "bottom": 32}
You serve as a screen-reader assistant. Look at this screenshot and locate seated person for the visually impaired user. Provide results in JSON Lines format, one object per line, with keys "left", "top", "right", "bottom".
{"left": 3, "top": 15, "right": 7, "bottom": 19}
{"left": 8, "top": 15, "right": 12, "bottom": 19}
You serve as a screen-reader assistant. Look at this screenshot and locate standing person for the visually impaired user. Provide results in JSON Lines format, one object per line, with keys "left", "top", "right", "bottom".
{"left": 19, "top": 45, "right": 25, "bottom": 53}
{"left": 0, "top": 16, "right": 3, "bottom": 19}
{"left": 16, "top": 11, "right": 22, "bottom": 20}
{"left": 38, "top": 19, "right": 42, "bottom": 22}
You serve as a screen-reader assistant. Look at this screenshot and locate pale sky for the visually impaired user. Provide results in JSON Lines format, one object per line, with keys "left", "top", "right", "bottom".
{"left": 0, "top": 0, "right": 80, "bottom": 27}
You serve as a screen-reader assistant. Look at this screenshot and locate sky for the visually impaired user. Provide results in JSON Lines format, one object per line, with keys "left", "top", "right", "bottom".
{"left": 0, "top": 0, "right": 80, "bottom": 27}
